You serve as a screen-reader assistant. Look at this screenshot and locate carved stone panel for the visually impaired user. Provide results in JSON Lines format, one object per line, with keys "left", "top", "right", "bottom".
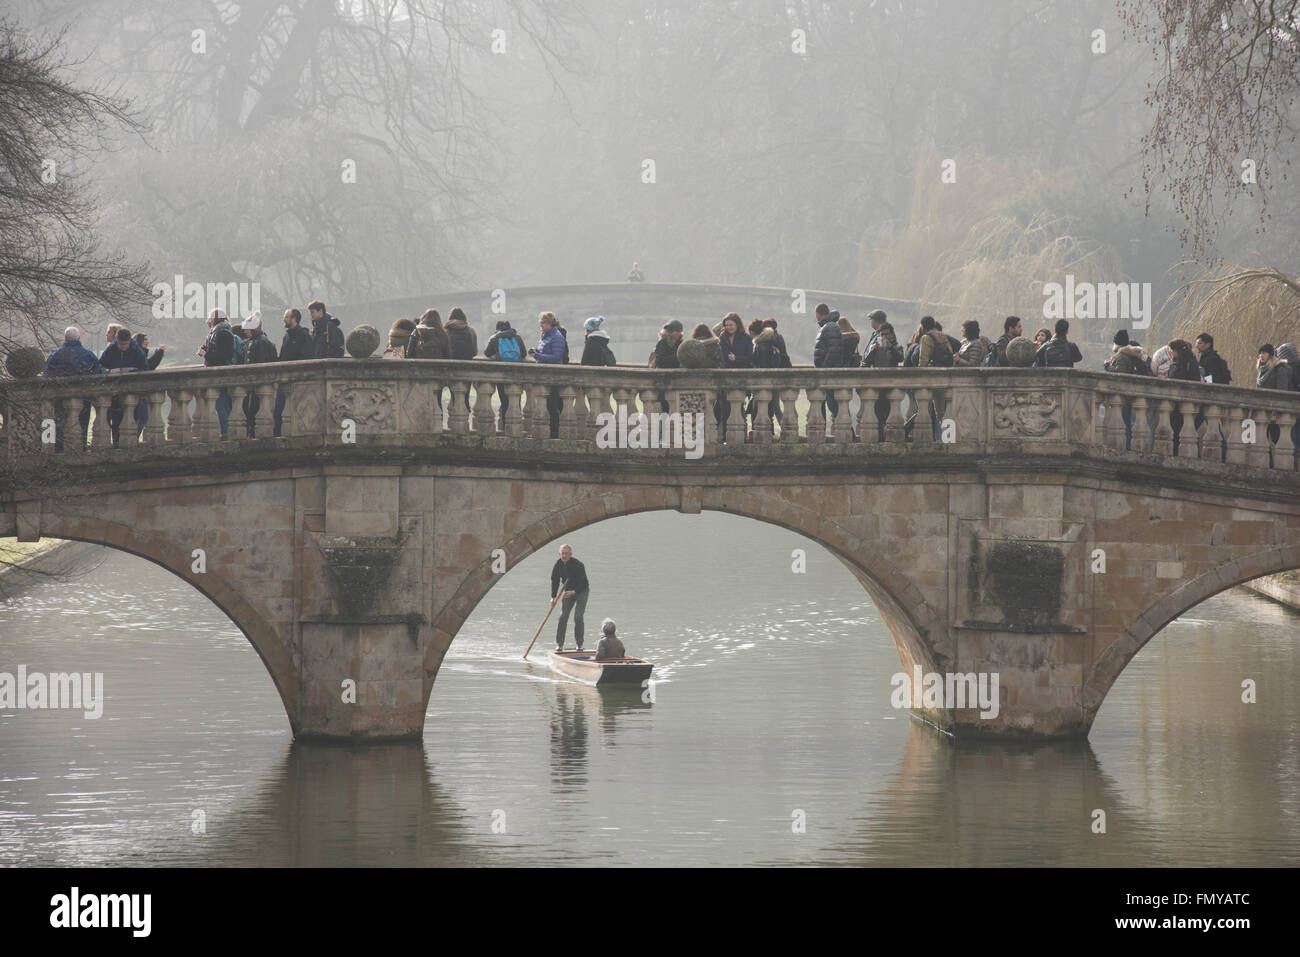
{"left": 991, "top": 390, "right": 1062, "bottom": 438}
{"left": 673, "top": 390, "right": 708, "bottom": 416}
{"left": 329, "top": 384, "right": 397, "bottom": 434}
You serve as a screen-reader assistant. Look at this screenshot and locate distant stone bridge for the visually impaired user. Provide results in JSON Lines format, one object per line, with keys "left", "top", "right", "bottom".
{"left": 346, "top": 282, "right": 940, "bottom": 364}
{"left": 3, "top": 360, "right": 1300, "bottom": 742}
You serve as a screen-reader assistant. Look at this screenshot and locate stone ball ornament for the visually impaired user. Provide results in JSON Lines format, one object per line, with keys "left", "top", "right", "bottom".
{"left": 1004, "top": 336, "right": 1037, "bottom": 367}
{"left": 346, "top": 324, "right": 381, "bottom": 358}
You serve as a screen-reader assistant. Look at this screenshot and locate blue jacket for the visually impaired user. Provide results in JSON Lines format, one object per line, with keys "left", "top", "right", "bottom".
{"left": 100, "top": 341, "right": 149, "bottom": 371}
{"left": 534, "top": 326, "right": 566, "bottom": 364}
{"left": 43, "top": 341, "right": 106, "bottom": 377}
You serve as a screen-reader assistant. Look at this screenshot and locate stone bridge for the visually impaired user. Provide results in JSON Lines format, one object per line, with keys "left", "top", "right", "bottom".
{"left": 3, "top": 360, "right": 1300, "bottom": 742}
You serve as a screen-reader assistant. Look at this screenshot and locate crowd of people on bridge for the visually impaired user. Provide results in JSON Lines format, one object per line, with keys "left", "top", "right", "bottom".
{"left": 39, "top": 288, "right": 1300, "bottom": 452}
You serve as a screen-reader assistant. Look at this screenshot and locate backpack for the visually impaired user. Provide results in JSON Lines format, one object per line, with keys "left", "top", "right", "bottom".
{"left": 448, "top": 324, "right": 476, "bottom": 360}
{"left": 925, "top": 332, "right": 954, "bottom": 367}
{"left": 1112, "top": 351, "right": 1150, "bottom": 376}
{"left": 406, "top": 327, "right": 442, "bottom": 359}
{"left": 496, "top": 334, "right": 522, "bottom": 362}
{"left": 326, "top": 322, "right": 344, "bottom": 358}
{"left": 246, "top": 335, "right": 276, "bottom": 364}
{"left": 224, "top": 326, "right": 247, "bottom": 365}
{"left": 904, "top": 343, "right": 920, "bottom": 367}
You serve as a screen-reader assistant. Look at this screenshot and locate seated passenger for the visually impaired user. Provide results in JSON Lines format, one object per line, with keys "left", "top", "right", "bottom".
{"left": 594, "top": 618, "right": 626, "bottom": 661}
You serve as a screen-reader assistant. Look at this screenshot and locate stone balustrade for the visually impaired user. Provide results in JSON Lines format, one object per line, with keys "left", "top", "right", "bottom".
{"left": 3, "top": 360, "right": 1300, "bottom": 475}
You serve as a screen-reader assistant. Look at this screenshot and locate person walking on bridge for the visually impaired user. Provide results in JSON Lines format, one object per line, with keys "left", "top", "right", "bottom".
{"left": 551, "top": 544, "right": 590, "bottom": 652}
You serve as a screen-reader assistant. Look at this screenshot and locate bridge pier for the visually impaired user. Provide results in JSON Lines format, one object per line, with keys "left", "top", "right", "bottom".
{"left": 294, "top": 467, "right": 431, "bottom": 740}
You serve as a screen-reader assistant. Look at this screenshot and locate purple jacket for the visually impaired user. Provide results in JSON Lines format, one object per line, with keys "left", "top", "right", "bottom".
{"left": 534, "top": 326, "right": 566, "bottom": 364}
{"left": 719, "top": 330, "right": 753, "bottom": 368}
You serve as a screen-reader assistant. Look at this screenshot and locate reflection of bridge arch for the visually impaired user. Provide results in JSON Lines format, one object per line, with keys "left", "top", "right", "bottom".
{"left": 33, "top": 514, "right": 299, "bottom": 731}
{"left": 424, "top": 492, "right": 946, "bottom": 716}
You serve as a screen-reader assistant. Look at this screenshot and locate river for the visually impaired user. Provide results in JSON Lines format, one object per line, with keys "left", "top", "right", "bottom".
{"left": 1, "top": 512, "right": 1297, "bottom": 866}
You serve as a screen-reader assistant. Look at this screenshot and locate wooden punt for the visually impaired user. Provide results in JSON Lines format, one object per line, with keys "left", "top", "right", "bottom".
{"left": 548, "top": 649, "right": 653, "bottom": 686}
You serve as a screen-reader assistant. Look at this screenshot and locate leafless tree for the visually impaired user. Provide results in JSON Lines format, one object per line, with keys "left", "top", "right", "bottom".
{"left": 0, "top": 18, "right": 151, "bottom": 352}
{"left": 1119, "top": 0, "right": 1300, "bottom": 252}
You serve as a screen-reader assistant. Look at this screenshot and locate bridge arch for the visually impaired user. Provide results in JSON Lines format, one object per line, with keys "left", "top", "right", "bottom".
{"left": 33, "top": 514, "right": 299, "bottom": 732}
{"left": 1085, "top": 543, "right": 1300, "bottom": 721}
{"left": 422, "top": 484, "right": 947, "bottom": 711}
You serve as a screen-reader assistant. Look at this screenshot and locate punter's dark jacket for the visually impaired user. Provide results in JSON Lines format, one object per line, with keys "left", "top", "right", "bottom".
{"left": 550, "top": 557, "right": 589, "bottom": 597}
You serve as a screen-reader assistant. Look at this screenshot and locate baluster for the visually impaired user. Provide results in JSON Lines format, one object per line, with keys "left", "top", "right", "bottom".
{"left": 1224, "top": 407, "right": 1247, "bottom": 464}
{"left": 586, "top": 386, "right": 607, "bottom": 439}
{"left": 90, "top": 394, "right": 113, "bottom": 449}
{"left": 1246, "top": 409, "right": 1270, "bottom": 468}
{"left": 1200, "top": 404, "right": 1222, "bottom": 461}
{"left": 912, "top": 388, "right": 934, "bottom": 447}
{"left": 560, "top": 386, "right": 580, "bottom": 439}
{"left": 228, "top": 386, "right": 248, "bottom": 439}
{"left": 119, "top": 393, "right": 141, "bottom": 447}
{"left": 1151, "top": 398, "right": 1173, "bottom": 455}
{"left": 1175, "top": 400, "right": 1196, "bottom": 457}
{"left": 62, "top": 396, "right": 83, "bottom": 453}
{"left": 143, "top": 391, "right": 166, "bottom": 445}
{"left": 519, "top": 383, "right": 539, "bottom": 437}
{"left": 1273, "top": 410, "right": 1295, "bottom": 470}
{"left": 884, "top": 388, "right": 905, "bottom": 445}
{"left": 832, "top": 386, "right": 853, "bottom": 443}
{"left": 1097, "top": 392, "right": 1118, "bottom": 447}
{"left": 429, "top": 382, "right": 445, "bottom": 434}
{"left": 806, "top": 388, "right": 826, "bottom": 443}
{"left": 778, "top": 389, "right": 799, "bottom": 442}
{"left": 854, "top": 387, "right": 873, "bottom": 445}
{"left": 752, "top": 388, "right": 772, "bottom": 444}
{"left": 1131, "top": 396, "right": 1150, "bottom": 452}
{"left": 504, "top": 384, "right": 524, "bottom": 437}
{"left": 472, "top": 381, "right": 495, "bottom": 433}
{"left": 198, "top": 387, "right": 222, "bottom": 442}
{"left": 638, "top": 389, "right": 659, "bottom": 447}
{"left": 253, "top": 384, "right": 276, "bottom": 439}
{"left": 931, "top": 387, "right": 949, "bottom": 445}
{"left": 448, "top": 382, "right": 470, "bottom": 433}
{"left": 725, "top": 388, "right": 746, "bottom": 445}
{"left": 166, "top": 389, "right": 191, "bottom": 444}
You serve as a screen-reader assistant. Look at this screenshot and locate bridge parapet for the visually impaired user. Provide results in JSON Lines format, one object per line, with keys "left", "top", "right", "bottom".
{"left": 2, "top": 361, "right": 1299, "bottom": 480}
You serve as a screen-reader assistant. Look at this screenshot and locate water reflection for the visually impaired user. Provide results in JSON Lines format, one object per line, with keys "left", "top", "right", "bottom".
{"left": 211, "top": 741, "right": 480, "bottom": 866}
{"left": 803, "top": 721, "right": 1162, "bottom": 866}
